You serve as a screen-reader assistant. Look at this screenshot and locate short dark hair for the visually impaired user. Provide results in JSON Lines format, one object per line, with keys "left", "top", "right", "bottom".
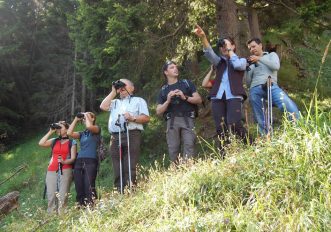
{"left": 247, "top": 38, "right": 262, "bottom": 45}
{"left": 162, "top": 60, "right": 176, "bottom": 78}
{"left": 216, "top": 37, "right": 236, "bottom": 52}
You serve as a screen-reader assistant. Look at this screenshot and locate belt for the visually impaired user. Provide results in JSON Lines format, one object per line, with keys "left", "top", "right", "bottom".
{"left": 165, "top": 112, "right": 195, "bottom": 129}
{"left": 165, "top": 111, "right": 195, "bottom": 120}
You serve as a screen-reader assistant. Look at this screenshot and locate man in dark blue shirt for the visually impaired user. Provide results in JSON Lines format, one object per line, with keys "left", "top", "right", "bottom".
{"left": 157, "top": 61, "right": 202, "bottom": 163}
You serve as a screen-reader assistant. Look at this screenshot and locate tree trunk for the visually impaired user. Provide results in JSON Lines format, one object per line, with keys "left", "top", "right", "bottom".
{"left": 247, "top": 1, "right": 262, "bottom": 39}
{"left": 89, "top": 90, "right": 96, "bottom": 112}
{"left": 71, "top": 50, "right": 77, "bottom": 117}
{"left": 81, "top": 52, "right": 87, "bottom": 112}
{"left": 216, "top": 0, "right": 239, "bottom": 43}
{"left": 81, "top": 80, "right": 86, "bottom": 112}
{"left": 0, "top": 191, "right": 19, "bottom": 217}
{"left": 238, "top": 10, "right": 251, "bottom": 57}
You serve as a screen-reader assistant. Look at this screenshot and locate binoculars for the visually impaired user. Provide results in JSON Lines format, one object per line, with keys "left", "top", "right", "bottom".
{"left": 50, "top": 123, "right": 62, "bottom": 130}
{"left": 216, "top": 38, "right": 226, "bottom": 48}
{"left": 76, "top": 112, "right": 85, "bottom": 119}
{"left": 112, "top": 80, "right": 126, "bottom": 90}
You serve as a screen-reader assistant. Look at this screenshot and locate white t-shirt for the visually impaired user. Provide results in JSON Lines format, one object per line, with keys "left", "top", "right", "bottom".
{"left": 108, "top": 96, "right": 149, "bottom": 133}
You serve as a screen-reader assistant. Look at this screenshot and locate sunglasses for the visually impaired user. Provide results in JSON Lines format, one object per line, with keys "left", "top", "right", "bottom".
{"left": 163, "top": 60, "right": 177, "bottom": 71}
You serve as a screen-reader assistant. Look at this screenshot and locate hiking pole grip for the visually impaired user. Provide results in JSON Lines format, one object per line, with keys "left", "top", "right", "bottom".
{"left": 58, "top": 155, "right": 63, "bottom": 175}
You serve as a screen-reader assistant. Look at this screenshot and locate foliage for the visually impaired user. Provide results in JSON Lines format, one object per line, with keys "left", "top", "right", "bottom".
{"left": 294, "top": 33, "right": 331, "bottom": 98}
{"left": 0, "top": 0, "right": 80, "bottom": 148}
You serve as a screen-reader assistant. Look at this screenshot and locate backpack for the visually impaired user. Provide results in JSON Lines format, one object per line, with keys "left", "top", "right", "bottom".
{"left": 161, "top": 79, "right": 199, "bottom": 117}
{"left": 96, "top": 130, "right": 108, "bottom": 163}
{"left": 94, "top": 129, "right": 108, "bottom": 175}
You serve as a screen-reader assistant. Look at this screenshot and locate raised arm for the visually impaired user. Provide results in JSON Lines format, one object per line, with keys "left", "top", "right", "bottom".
{"left": 100, "top": 86, "right": 117, "bottom": 111}
{"left": 38, "top": 129, "right": 55, "bottom": 147}
{"left": 194, "top": 25, "right": 210, "bottom": 49}
{"left": 85, "top": 113, "right": 100, "bottom": 134}
{"left": 194, "top": 25, "right": 221, "bottom": 66}
{"left": 202, "top": 66, "right": 215, "bottom": 88}
{"left": 67, "top": 117, "right": 81, "bottom": 139}
{"left": 230, "top": 55, "right": 247, "bottom": 71}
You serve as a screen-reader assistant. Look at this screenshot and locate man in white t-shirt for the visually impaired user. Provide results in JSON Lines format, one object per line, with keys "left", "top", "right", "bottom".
{"left": 100, "top": 79, "right": 150, "bottom": 192}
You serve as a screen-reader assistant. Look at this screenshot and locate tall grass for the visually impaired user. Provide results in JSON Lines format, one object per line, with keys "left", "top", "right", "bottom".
{"left": 2, "top": 108, "right": 328, "bottom": 231}
{"left": 29, "top": 113, "right": 328, "bottom": 231}
{"left": 305, "top": 39, "right": 331, "bottom": 124}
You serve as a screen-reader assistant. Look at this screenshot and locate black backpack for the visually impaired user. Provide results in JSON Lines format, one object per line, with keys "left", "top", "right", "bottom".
{"left": 161, "top": 79, "right": 199, "bottom": 117}
{"left": 95, "top": 128, "right": 107, "bottom": 163}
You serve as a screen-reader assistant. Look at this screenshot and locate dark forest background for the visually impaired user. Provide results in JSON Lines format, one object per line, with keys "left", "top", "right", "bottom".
{"left": 1, "top": 0, "right": 330, "bottom": 150}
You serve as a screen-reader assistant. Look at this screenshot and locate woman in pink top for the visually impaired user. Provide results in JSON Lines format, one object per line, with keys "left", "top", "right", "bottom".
{"left": 38, "top": 121, "right": 77, "bottom": 214}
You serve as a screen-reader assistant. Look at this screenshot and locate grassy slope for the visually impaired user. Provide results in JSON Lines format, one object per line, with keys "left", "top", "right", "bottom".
{"left": 2, "top": 111, "right": 330, "bottom": 231}
{"left": 68, "top": 118, "right": 331, "bottom": 231}
{"left": 1, "top": 35, "right": 331, "bottom": 231}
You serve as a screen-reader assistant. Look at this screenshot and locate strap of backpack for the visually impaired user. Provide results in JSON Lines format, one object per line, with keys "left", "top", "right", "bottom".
{"left": 51, "top": 138, "right": 59, "bottom": 149}
{"left": 50, "top": 138, "right": 60, "bottom": 158}
{"left": 182, "top": 79, "right": 192, "bottom": 95}
{"left": 68, "top": 139, "right": 73, "bottom": 159}
{"left": 161, "top": 84, "right": 169, "bottom": 99}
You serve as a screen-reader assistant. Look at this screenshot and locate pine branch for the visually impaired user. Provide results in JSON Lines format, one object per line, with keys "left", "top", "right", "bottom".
{"left": 157, "top": 19, "right": 187, "bottom": 42}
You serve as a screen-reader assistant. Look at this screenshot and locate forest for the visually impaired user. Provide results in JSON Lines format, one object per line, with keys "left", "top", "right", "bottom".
{"left": 1, "top": 0, "right": 330, "bottom": 149}
{"left": 0, "top": 0, "right": 331, "bottom": 231}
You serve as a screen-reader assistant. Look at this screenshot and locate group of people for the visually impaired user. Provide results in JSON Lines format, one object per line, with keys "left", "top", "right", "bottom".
{"left": 38, "top": 25, "right": 300, "bottom": 214}
{"left": 196, "top": 25, "right": 300, "bottom": 141}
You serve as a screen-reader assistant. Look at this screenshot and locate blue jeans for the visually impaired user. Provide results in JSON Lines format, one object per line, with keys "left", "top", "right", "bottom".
{"left": 249, "top": 84, "right": 300, "bottom": 135}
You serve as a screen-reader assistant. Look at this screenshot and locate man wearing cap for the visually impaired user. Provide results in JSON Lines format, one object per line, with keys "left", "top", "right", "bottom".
{"left": 100, "top": 79, "right": 150, "bottom": 191}
{"left": 156, "top": 61, "right": 202, "bottom": 163}
{"left": 194, "top": 25, "right": 249, "bottom": 155}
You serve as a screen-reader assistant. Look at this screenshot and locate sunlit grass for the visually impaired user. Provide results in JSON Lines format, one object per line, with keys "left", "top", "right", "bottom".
{"left": 1, "top": 100, "right": 330, "bottom": 231}
{"left": 3, "top": 152, "right": 14, "bottom": 160}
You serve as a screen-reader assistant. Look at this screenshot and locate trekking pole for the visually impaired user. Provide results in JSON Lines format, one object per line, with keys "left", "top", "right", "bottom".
{"left": 115, "top": 114, "right": 123, "bottom": 194}
{"left": 267, "top": 76, "right": 273, "bottom": 137}
{"left": 125, "top": 120, "right": 132, "bottom": 190}
{"left": 266, "top": 82, "right": 270, "bottom": 134}
{"left": 57, "top": 155, "right": 63, "bottom": 191}
{"left": 261, "top": 98, "right": 266, "bottom": 134}
{"left": 56, "top": 154, "right": 63, "bottom": 208}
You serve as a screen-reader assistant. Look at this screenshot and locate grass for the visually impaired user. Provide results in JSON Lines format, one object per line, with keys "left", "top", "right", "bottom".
{"left": 1, "top": 100, "right": 330, "bottom": 231}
